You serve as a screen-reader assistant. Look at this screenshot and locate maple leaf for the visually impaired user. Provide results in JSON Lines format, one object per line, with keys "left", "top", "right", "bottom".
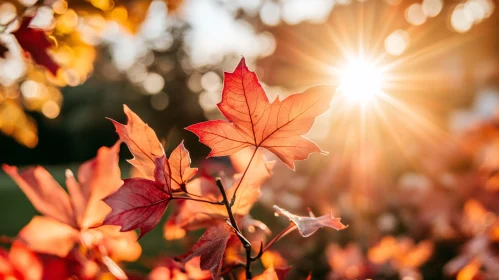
{"left": 104, "top": 107, "right": 200, "bottom": 238}
{"left": 109, "top": 105, "right": 164, "bottom": 180}
{"left": 181, "top": 223, "right": 234, "bottom": 279}
{"left": 168, "top": 140, "right": 198, "bottom": 190}
{"left": 110, "top": 106, "right": 198, "bottom": 191}
{"left": 3, "top": 165, "right": 77, "bottom": 228}
{"left": 12, "top": 17, "right": 59, "bottom": 75}
{"left": 103, "top": 178, "right": 171, "bottom": 238}
{"left": 81, "top": 225, "right": 142, "bottom": 263}
{"left": 186, "top": 57, "right": 335, "bottom": 169}
{"left": 273, "top": 205, "right": 348, "bottom": 237}
{"left": 2, "top": 143, "right": 140, "bottom": 260}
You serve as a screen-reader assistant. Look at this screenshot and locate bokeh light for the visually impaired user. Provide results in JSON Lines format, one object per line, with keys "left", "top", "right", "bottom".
{"left": 384, "top": 30, "right": 410, "bottom": 56}
{"left": 451, "top": 4, "right": 474, "bottom": 33}
{"left": 260, "top": 2, "right": 280, "bottom": 26}
{"left": 41, "top": 100, "right": 60, "bottom": 119}
{"left": 0, "top": 2, "right": 16, "bottom": 25}
{"left": 199, "top": 90, "right": 220, "bottom": 112}
{"left": 143, "top": 73, "right": 165, "bottom": 94}
{"left": 150, "top": 93, "right": 169, "bottom": 111}
{"left": 200, "top": 71, "right": 221, "bottom": 92}
{"left": 56, "top": 9, "right": 78, "bottom": 34}
{"left": 405, "top": 3, "right": 427, "bottom": 25}
{"left": 422, "top": 0, "right": 443, "bottom": 18}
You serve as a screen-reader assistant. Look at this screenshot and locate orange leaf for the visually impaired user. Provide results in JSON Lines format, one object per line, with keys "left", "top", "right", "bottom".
{"left": 111, "top": 106, "right": 197, "bottom": 193}
{"left": 109, "top": 105, "right": 164, "bottom": 180}
{"left": 4, "top": 144, "right": 136, "bottom": 259}
{"left": 18, "top": 216, "right": 79, "bottom": 257}
{"left": 168, "top": 141, "right": 198, "bottom": 190}
{"left": 2, "top": 165, "right": 76, "bottom": 228}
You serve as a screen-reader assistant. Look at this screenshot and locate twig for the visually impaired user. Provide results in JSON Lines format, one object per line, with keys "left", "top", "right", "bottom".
{"left": 216, "top": 178, "right": 254, "bottom": 279}
{"left": 250, "top": 241, "right": 264, "bottom": 261}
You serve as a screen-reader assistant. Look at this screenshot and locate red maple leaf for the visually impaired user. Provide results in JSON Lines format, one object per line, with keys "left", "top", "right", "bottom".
{"left": 181, "top": 223, "right": 234, "bottom": 279}
{"left": 104, "top": 106, "right": 199, "bottom": 238}
{"left": 12, "top": 17, "right": 59, "bottom": 75}
{"left": 103, "top": 178, "right": 171, "bottom": 239}
{"left": 186, "top": 57, "right": 335, "bottom": 169}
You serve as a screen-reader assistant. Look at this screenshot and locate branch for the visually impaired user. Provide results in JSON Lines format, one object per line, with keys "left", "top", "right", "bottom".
{"left": 215, "top": 178, "right": 253, "bottom": 279}
{"left": 250, "top": 241, "right": 264, "bottom": 261}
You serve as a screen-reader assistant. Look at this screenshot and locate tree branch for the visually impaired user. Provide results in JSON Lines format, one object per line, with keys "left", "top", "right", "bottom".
{"left": 216, "top": 177, "right": 253, "bottom": 279}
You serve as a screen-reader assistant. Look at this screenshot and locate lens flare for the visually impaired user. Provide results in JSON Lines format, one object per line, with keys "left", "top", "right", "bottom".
{"left": 338, "top": 58, "right": 384, "bottom": 103}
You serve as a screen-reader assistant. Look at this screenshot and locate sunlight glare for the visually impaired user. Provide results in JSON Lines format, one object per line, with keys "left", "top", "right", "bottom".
{"left": 339, "top": 58, "right": 384, "bottom": 104}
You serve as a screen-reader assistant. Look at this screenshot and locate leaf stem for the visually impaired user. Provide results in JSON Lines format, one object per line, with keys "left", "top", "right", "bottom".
{"left": 263, "top": 224, "right": 297, "bottom": 253}
{"left": 170, "top": 195, "right": 223, "bottom": 205}
{"left": 216, "top": 178, "right": 253, "bottom": 279}
{"left": 229, "top": 147, "right": 258, "bottom": 207}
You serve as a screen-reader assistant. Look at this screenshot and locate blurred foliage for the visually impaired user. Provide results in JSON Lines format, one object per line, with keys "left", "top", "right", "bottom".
{"left": 1, "top": 0, "right": 499, "bottom": 279}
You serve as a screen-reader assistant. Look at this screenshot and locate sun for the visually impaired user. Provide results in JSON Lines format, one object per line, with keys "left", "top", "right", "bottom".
{"left": 338, "top": 58, "right": 384, "bottom": 104}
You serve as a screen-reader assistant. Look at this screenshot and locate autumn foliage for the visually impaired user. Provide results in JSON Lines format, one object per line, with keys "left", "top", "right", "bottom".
{"left": 1, "top": 58, "right": 346, "bottom": 279}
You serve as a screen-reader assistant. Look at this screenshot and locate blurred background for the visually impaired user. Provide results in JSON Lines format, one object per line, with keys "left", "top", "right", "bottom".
{"left": 1, "top": 0, "right": 499, "bottom": 279}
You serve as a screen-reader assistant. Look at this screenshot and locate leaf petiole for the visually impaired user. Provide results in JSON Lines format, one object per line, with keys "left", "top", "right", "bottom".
{"left": 229, "top": 147, "right": 259, "bottom": 207}
{"left": 263, "top": 224, "right": 297, "bottom": 253}
{"left": 170, "top": 195, "right": 223, "bottom": 205}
